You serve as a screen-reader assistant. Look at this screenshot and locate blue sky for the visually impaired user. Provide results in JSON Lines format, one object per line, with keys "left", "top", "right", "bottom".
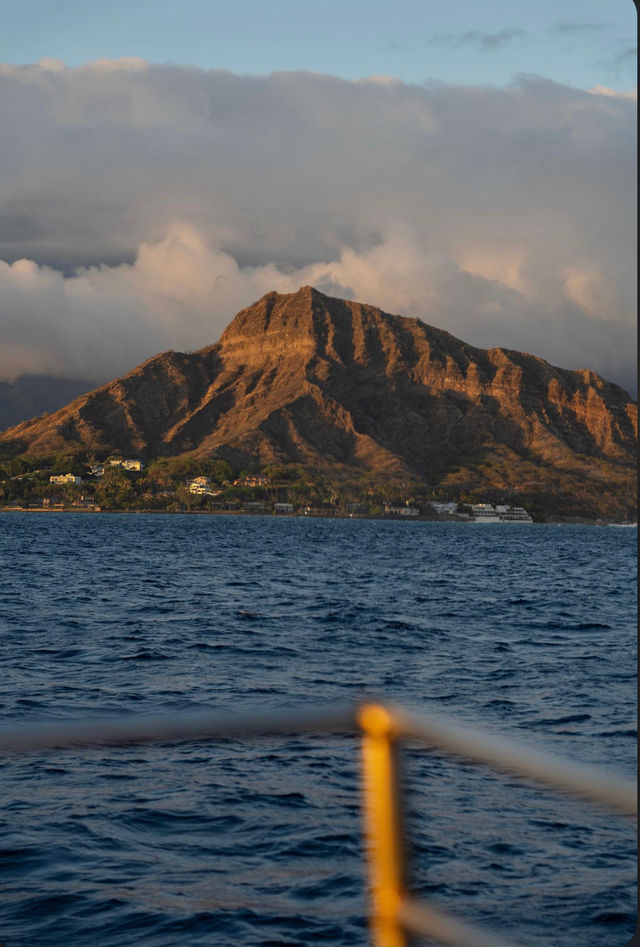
{"left": 1, "top": 0, "right": 636, "bottom": 90}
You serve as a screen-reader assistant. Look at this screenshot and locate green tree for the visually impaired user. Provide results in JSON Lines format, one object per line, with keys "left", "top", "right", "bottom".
{"left": 1, "top": 480, "right": 18, "bottom": 503}
{"left": 6, "top": 456, "right": 31, "bottom": 477}
{"left": 51, "top": 451, "right": 85, "bottom": 476}
{"left": 95, "top": 469, "right": 135, "bottom": 509}
{"left": 205, "top": 459, "right": 233, "bottom": 483}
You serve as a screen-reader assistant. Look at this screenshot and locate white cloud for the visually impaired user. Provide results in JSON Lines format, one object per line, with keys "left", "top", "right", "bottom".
{"left": 0, "top": 223, "right": 634, "bottom": 395}
{"left": 588, "top": 85, "right": 636, "bottom": 99}
{"left": 0, "top": 61, "right": 635, "bottom": 394}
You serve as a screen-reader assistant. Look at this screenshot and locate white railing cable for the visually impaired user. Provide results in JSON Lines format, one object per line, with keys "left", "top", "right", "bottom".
{"left": 386, "top": 704, "right": 637, "bottom": 816}
{"left": 0, "top": 702, "right": 634, "bottom": 816}
{"left": 397, "top": 898, "right": 523, "bottom": 947}
{"left": 0, "top": 701, "right": 635, "bottom": 947}
{"left": 0, "top": 705, "right": 358, "bottom": 753}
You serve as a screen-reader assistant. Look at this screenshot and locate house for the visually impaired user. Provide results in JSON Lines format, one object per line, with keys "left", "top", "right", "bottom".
{"left": 303, "top": 503, "right": 338, "bottom": 516}
{"left": 498, "top": 505, "right": 533, "bottom": 522}
{"left": 385, "top": 505, "right": 419, "bottom": 517}
{"left": 188, "top": 476, "right": 220, "bottom": 496}
{"left": 274, "top": 502, "right": 294, "bottom": 514}
{"left": 471, "top": 503, "right": 500, "bottom": 520}
{"left": 429, "top": 501, "right": 458, "bottom": 515}
{"left": 89, "top": 465, "right": 105, "bottom": 478}
{"left": 191, "top": 485, "right": 221, "bottom": 496}
{"left": 107, "top": 458, "right": 143, "bottom": 471}
{"left": 71, "top": 495, "right": 100, "bottom": 510}
{"left": 188, "top": 477, "right": 221, "bottom": 497}
{"left": 49, "top": 473, "right": 82, "bottom": 485}
{"left": 233, "top": 474, "right": 270, "bottom": 487}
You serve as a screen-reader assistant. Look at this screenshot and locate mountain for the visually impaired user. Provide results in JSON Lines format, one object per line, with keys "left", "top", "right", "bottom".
{"left": 0, "top": 374, "right": 96, "bottom": 430}
{"left": 0, "top": 286, "right": 636, "bottom": 516}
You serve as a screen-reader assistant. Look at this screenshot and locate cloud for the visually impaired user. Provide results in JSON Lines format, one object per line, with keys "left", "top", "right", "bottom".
{"left": 593, "top": 44, "right": 637, "bottom": 80}
{"left": 547, "top": 21, "right": 610, "bottom": 36}
{"left": 425, "top": 28, "right": 527, "bottom": 51}
{"left": 0, "top": 62, "right": 636, "bottom": 395}
{"left": 1, "top": 222, "right": 635, "bottom": 397}
{"left": 588, "top": 85, "right": 636, "bottom": 99}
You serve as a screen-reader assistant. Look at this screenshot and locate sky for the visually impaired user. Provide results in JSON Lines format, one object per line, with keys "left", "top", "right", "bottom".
{"left": 1, "top": 0, "right": 636, "bottom": 90}
{"left": 0, "top": 1, "right": 636, "bottom": 394}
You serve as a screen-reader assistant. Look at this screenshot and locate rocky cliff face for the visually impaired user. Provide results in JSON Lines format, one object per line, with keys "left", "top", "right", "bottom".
{"left": 0, "top": 286, "right": 636, "bottom": 511}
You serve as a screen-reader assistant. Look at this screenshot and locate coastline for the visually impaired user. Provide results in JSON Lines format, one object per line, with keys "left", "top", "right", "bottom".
{"left": 1, "top": 507, "right": 631, "bottom": 525}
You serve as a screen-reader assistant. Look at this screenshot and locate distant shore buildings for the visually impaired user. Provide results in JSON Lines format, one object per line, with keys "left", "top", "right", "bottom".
{"left": 470, "top": 503, "right": 533, "bottom": 523}
{"left": 107, "top": 458, "right": 144, "bottom": 471}
{"left": 21, "top": 462, "right": 533, "bottom": 521}
{"left": 187, "top": 476, "right": 221, "bottom": 497}
{"left": 427, "top": 499, "right": 532, "bottom": 522}
{"left": 49, "top": 473, "right": 82, "bottom": 485}
{"left": 429, "top": 500, "right": 458, "bottom": 515}
{"left": 274, "top": 502, "right": 294, "bottom": 514}
{"left": 88, "top": 459, "right": 144, "bottom": 479}
{"left": 233, "top": 474, "right": 269, "bottom": 487}
{"left": 384, "top": 505, "right": 419, "bottom": 517}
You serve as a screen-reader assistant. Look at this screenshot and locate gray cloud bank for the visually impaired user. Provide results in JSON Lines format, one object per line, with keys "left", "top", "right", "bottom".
{"left": 0, "top": 60, "right": 636, "bottom": 396}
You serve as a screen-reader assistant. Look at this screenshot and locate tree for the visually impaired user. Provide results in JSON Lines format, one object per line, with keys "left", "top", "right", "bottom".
{"left": 1, "top": 480, "right": 18, "bottom": 503}
{"left": 95, "top": 469, "right": 135, "bottom": 508}
{"left": 51, "top": 451, "right": 85, "bottom": 476}
{"left": 6, "top": 456, "right": 31, "bottom": 478}
{"left": 206, "top": 459, "right": 233, "bottom": 483}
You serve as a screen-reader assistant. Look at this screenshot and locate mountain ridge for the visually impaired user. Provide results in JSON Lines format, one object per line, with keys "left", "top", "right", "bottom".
{"left": 0, "top": 286, "right": 636, "bottom": 516}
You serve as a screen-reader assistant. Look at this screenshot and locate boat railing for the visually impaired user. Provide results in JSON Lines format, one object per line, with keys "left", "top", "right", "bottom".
{"left": 0, "top": 702, "right": 635, "bottom": 947}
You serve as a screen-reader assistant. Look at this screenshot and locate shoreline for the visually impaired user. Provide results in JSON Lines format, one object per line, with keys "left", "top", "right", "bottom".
{"left": 0, "top": 507, "right": 632, "bottom": 526}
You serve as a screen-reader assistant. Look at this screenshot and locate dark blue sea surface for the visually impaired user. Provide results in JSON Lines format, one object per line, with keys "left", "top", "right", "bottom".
{"left": 0, "top": 514, "right": 636, "bottom": 946}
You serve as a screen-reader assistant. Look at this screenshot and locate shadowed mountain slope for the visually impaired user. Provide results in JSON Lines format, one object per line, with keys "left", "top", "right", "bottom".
{"left": 0, "top": 286, "right": 636, "bottom": 512}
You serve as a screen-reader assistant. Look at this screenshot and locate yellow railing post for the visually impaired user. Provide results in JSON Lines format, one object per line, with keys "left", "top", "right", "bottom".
{"left": 358, "top": 703, "right": 408, "bottom": 947}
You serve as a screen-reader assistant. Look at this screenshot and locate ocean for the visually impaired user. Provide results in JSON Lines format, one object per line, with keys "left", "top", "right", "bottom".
{"left": 0, "top": 514, "right": 636, "bottom": 946}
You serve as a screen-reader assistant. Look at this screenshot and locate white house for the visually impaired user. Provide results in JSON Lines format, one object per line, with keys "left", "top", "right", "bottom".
{"left": 274, "top": 502, "right": 294, "bottom": 513}
{"left": 470, "top": 502, "right": 533, "bottom": 523}
{"left": 50, "top": 473, "right": 82, "bottom": 485}
{"left": 429, "top": 501, "right": 458, "bottom": 515}
{"left": 471, "top": 503, "right": 499, "bottom": 519}
{"left": 499, "top": 506, "right": 533, "bottom": 522}
{"left": 190, "top": 484, "right": 221, "bottom": 496}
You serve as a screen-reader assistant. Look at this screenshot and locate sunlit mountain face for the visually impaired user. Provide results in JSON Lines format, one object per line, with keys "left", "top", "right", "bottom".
{"left": 1, "top": 287, "right": 636, "bottom": 519}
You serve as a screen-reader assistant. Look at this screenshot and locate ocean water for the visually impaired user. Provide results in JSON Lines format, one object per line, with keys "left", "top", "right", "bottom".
{"left": 0, "top": 514, "right": 636, "bottom": 947}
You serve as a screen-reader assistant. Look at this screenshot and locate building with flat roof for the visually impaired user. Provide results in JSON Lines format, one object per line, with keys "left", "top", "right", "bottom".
{"left": 49, "top": 473, "right": 82, "bottom": 485}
